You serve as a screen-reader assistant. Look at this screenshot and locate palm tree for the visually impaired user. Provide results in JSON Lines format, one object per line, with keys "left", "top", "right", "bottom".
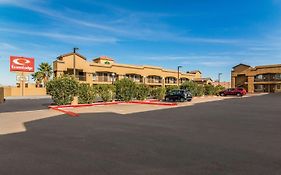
{"left": 34, "top": 62, "right": 53, "bottom": 87}
{"left": 31, "top": 71, "right": 43, "bottom": 87}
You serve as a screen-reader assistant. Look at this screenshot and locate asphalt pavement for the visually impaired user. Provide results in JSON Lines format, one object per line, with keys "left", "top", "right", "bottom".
{"left": 0, "top": 97, "right": 53, "bottom": 113}
{"left": 0, "top": 93, "right": 280, "bottom": 175}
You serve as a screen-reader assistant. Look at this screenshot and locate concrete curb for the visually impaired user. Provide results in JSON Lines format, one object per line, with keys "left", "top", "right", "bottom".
{"left": 49, "top": 100, "right": 177, "bottom": 117}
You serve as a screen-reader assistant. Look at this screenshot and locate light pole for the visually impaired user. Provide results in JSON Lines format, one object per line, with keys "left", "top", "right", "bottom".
{"left": 218, "top": 73, "right": 222, "bottom": 85}
{"left": 73, "top": 47, "right": 79, "bottom": 77}
{"left": 177, "top": 66, "right": 182, "bottom": 87}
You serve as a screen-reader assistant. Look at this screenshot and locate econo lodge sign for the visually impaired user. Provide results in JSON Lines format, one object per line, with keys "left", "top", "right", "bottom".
{"left": 10, "top": 56, "right": 35, "bottom": 72}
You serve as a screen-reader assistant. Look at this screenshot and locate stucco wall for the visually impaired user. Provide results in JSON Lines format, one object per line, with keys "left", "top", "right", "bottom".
{"left": 0, "top": 87, "right": 4, "bottom": 103}
{"left": 3, "top": 85, "right": 46, "bottom": 97}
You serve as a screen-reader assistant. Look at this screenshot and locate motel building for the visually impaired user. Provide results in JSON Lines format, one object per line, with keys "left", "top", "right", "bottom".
{"left": 231, "top": 63, "right": 281, "bottom": 93}
{"left": 53, "top": 52, "right": 204, "bottom": 87}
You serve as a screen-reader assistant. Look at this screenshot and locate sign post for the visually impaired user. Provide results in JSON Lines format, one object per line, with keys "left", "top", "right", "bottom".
{"left": 10, "top": 56, "right": 35, "bottom": 96}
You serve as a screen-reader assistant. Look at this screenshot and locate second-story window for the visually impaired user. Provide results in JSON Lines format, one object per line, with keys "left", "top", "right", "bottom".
{"left": 255, "top": 74, "right": 263, "bottom": 80}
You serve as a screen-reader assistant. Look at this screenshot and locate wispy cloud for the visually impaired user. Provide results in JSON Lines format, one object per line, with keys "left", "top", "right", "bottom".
{"left": 0, "top": 0, "right": 246, "bottom": 45}
{"left": 0, "top": 42, "right": 17, "bottom": 50}
{"left": 0, "top": 27, "right": 118, "bottom": 44}
{"left": 248, "top": 47, "right": 277, "bottom": 51}
{"left": 199, "top": 61, "right": 234, "bottom": 67}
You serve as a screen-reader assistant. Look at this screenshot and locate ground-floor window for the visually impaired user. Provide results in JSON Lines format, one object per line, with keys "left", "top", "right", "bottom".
{"left": 93, "top": 73, "right": 97, "bottom": 81}
{"left": 254, "top": 84, "right": 264, "bottom": 92}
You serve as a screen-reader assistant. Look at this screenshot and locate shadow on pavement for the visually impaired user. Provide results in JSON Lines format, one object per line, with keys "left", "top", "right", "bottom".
{"left": 0, "top": 93, "right": 280, "bottom": 175}
{"left": 0, "top": 98, "right": 53, "bottom": 113}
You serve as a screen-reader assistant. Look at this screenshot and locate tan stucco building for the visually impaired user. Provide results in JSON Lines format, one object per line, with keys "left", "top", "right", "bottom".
{"left": 53, "top": 53, "right": 203, "bottom": 87}
{"left": 231, "top": 63, "right": 281, "bottom": 93}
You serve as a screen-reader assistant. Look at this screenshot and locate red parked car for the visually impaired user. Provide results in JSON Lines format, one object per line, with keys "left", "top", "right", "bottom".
{"left": 219, "top": 88, "right": 247, "bottom": 97}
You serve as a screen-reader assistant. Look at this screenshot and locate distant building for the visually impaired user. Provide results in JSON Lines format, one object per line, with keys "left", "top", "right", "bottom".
{"left": 212, "top": 81, "right": 231, "bottom": 89}
{"left": 54, "top": 52, "right": 206, "bottom": 87}
{"left": 231, "top": 63, "right": 281, "bottom": 93}
{"left": 193, "top": 77, "right": 213, "bottom": 85}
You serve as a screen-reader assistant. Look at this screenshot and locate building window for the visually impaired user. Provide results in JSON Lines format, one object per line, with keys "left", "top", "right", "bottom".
{"left": 277, "top": 84, "right": 281, "bottom": 89}
{"left": 275, "top": 74, "right": 281, "bottom": 80}
{"left": 255, "top": 74, "right": 263, "bottom": 80}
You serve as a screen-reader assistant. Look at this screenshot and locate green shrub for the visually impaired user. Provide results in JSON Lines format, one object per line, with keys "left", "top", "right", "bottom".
{"left": 165, "top": 85, "right": 179, "bottom": 93}
{"left": 46, "top": 75, "right": 79, "bottom": 105}
{"left": 214, "top": 85, "right": 226, "bottom": 95}
{"left": 150, "top": 87, "right": 166, "bottom": 100}
{"left": 78, "top": 83, "right": 96, "bottom": 104}
{"left": 115, "top": 78, "right": 136, "bottom": 101}
{"left": 134, "top": 84, "right": 150, "bottom": 100}
{"left": 180, "top": 81, "right": 206, "bottom": 96}
{"left": 94, "top": 84, "right": 115, "bottom": 102}
{"left": 196, "top": 85, "right": 204, "bottom": 96}
{"left": 180, "top": 81, "right": 198, "bottom": 96}
{"left": 204, "top": 84, "right": 216, "bottom": 95}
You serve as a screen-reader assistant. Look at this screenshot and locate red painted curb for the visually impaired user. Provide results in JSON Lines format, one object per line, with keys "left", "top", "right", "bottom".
{"left": 50, "top": 107, "right": 79, "bottom": 117}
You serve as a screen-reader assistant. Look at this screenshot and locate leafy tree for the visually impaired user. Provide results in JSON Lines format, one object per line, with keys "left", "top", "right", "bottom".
{"left": 94, "top": 84, "right": 115, "bottom": 102}
{"left": 134, "top": 84, "right": 150, "bottom": 100}
{"left": 78, "top": 83, "right": 96, "bottom": 104}
{"left": 114, "top": 78, "right": 136, "bottom": 101}
{"left": 46, "top": 75, "right": 79, "bottom": 105}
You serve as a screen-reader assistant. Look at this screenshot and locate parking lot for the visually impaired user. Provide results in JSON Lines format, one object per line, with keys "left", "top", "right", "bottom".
{"left": 0, "top": 93, "right": 280, "bottom": 175}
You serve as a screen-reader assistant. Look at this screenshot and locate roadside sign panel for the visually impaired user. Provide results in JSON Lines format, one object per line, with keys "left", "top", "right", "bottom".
{"left": 16, "top": 75, "right": 29, "bottom": 82}
{"left": 10, "top": 56, "right": 35, "bottom": 72}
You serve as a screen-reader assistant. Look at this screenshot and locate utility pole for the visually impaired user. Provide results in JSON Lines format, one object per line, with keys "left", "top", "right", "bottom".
{"left": 177, "top": 66, "right": 182, "bottom": 87}
{"left": 21, "top": 72, "right": 24, "bottom": 96}
{"left": 218, "top": 73, "right": 222, "bottom": 85}
{"left": 73, "top": 47, "right": 79, "bottom": 78}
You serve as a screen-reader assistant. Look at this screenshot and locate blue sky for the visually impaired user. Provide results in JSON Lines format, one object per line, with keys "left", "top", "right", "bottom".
{"left": 1, "top": 0, "right": 281, "bottom": 85}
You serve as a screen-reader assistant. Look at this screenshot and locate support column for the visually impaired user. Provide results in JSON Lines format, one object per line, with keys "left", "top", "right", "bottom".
{"left": 162, "top": 77, "right": 165, "bottom": 87}
{"left": 247, "top": 76, "right": 254, "bottom": 93}
{"left": 143, "top": 76, "right": 146, "bottom": 84}
{"left": 118, "top": 75, "right": 124, "bottom": 80}
{"left": 86, "top": 72, "right": 93, "bottom": 84}
{"left": 231, "top": 76, "right": 236, "bottom": 88}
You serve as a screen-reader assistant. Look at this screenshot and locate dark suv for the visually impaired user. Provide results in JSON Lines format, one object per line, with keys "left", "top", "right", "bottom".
{"left": 219, "top": 88, "right": 247, "bottom": 97}
{"left": 165, "top": 89, "right": 192, "bottom": 102}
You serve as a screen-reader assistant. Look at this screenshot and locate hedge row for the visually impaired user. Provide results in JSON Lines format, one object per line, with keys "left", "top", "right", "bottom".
{"left": 180, "top": 81, "right": 225, "bottom": 96}
{"left": 46, "top": 75, "right": 225, "bottom": 105}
